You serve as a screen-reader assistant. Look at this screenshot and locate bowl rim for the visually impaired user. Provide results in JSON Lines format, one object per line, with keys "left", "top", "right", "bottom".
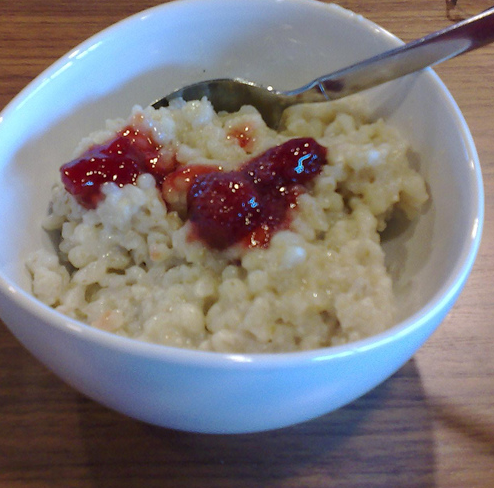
{"left": 0, "top": 0, "right": 484, "bottom": 368}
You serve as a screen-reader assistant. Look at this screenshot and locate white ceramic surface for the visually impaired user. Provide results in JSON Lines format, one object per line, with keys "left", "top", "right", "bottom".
{"left": 0, "top": 0, "right": 483, "bottom": 433}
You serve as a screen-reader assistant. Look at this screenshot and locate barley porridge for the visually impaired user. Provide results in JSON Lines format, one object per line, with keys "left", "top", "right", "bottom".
{"left": 26, "top": 96, "right": 428, "bottom": 353}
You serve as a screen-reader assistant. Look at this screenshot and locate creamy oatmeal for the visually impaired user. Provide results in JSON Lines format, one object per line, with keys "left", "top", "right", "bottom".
{"left": 27, "top": 96, "right": 428, "bottom": 353}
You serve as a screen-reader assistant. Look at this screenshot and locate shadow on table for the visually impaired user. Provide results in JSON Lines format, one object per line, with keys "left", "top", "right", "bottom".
{"left": 77, "top": 359, "right": 436, "bottom": 488}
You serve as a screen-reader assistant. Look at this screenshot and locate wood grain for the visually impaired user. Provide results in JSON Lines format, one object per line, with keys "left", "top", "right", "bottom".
{"left": 1, "top": 1, "right": 493, "bottom": 486}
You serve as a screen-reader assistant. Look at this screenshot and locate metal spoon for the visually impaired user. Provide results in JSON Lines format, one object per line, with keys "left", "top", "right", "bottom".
{"left": 153, "top": 7, "right": 494, "bottom": 129}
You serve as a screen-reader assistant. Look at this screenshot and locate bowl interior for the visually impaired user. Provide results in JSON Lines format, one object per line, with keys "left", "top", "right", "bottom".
{"left": 0, "top": 0, "right": 482, "bottom": 331}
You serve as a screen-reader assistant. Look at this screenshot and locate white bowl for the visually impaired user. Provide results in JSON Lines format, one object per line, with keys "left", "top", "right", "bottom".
{"left": 0, "top": 0, "right": 483, "bottom": 433}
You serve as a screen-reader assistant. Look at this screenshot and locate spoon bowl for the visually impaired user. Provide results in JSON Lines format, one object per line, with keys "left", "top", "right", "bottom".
{"left": 155, "top": 6, "right": 494, "bottom": 128}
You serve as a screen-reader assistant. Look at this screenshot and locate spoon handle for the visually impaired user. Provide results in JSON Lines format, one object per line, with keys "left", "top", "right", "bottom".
{"left": 291, "top": 6, "right": 494, "bottom": 100}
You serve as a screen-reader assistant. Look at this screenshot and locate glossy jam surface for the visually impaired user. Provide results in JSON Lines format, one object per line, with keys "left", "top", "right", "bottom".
{"left": 187, "top": 172, "right": 263, "bottom": 250}
{"left": 60, "top": 127, "right": 166, "bottom": 209}
{"left": 61, "top": 130, "right": 326, "bottom": 249}
{"left": 187, "top": 137, "right": 327, "bottom": 249}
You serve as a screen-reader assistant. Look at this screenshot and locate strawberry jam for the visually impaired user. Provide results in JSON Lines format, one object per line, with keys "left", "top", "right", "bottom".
{"left": 188, "top": 172, "right": 263, "bottom": 250}
{"left": 186, "top": 137, "right": 326, "bottom": 250}
{"left": 60, "top": 126, "right": 165, "bottom": 209}
{"left": 61, "top": 127, "right": 326, "bottom": 250}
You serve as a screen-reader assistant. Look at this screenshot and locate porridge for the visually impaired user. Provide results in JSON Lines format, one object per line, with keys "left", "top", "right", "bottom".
{"left": 27, "top": 96, "right": 428, "bottom": 353}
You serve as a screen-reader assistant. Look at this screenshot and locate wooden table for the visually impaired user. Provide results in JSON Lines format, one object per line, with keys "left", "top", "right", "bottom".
{"left": 1, "top": 1, "right": 493, "bottom": 486}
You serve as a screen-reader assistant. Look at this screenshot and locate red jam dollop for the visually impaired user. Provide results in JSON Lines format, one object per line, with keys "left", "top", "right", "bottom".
{"left": 186, "top": 137, "right": 326, "bottom": 249}
{"left": 60, "top": 128, "right": 326, "bottom": 249}
{"left": 60, "top": 126, "right": 170, "bottom": 209}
